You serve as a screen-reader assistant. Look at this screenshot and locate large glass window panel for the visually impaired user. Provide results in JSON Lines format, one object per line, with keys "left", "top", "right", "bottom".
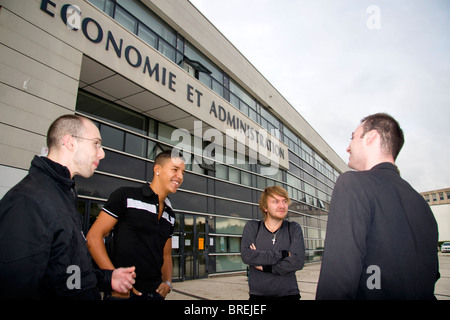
{"left": 90, "top": 0, "right": 114, "bottom": 17}
{"left": 184, "top": 42, "right": 223, "bottom": 83}
{"left": 257, "top": 175, "right": 266, "bottom": 189}
{"left": 147, "top": 140, "right": 157, "bottom": 160}
{"left": 211, "top": 79, "right": 224, "bottom": 97}
{"left": 75, "top": 173, "right": 141, "bottom": 200}
{"left": 77, "top": 91, "right": 147, "bottom": 135}
{"left": 215, "top": 180, "right": 252, "bottom": 202}
{"left": 138, "top": 24, "right": 157, "bottom": 47}
{"left": 114, "top": 6, "right": 137, "bottom": 33}
{"left": 198, "top": 72, "right": 211, "bottom": 88}
{"left": 229, "top": 80, "right": 256, "bottom": 110}
{"left": 215, "top": 255, "right": 247, "bottom": 273}
{"left": 125, "top": 133, "right": 146, "bottom": 158}
{"left": 180, "top": 172, "right": 207, "bottom": 194}
{"left": 215, "top": 199, "right": 253, "bottom": 219}
{"left": 229, "top": 93, "right": 240, "bottom": 109}
{"left": 117, "top": 0, "right": 176, "bottom": 46}
{"left": 170, "top": 191, "right": 207, "bottom": 212}
{"left": 215, "top": 217, "right": 246, "bottom": 235}
{"left": 158, "top": 123, "right": 176, "bottom": 145}
{"left": 158, "top": 39, "right": 176, "bottom": 62}
{"left": 241, "top": 171, "right": 251, "bottom": 187}
{"left": 215, "top": 164, "right": 227, "bottom": 180}
{"left": 228, "top": 167, "right": 240, "bottom": 184}
{"left": 98, "top": 150, "right": 146, "bottom": 181}
{"left": 101, "top": 124, "right": 124, "bottom": 151}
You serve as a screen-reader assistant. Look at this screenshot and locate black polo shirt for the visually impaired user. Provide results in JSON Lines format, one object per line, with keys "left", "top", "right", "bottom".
{"left": 102, "top": 183, "right": 175, "bottom": 293}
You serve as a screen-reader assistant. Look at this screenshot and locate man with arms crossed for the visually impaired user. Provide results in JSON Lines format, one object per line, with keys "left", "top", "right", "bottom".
{"left": 241, "top": 186, "right": 305, "bottom": 300}
{"left": 87, "top": 150, "right": 185, "bottom": 299}
{"left": 0, "top": 115, "right": 137, "bottom": 299}
{"left": 316, "top": 113, "right": 439, "bottom": 299}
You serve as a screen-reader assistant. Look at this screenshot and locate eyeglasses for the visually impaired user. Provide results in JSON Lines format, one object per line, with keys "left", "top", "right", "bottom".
{"left": 72, "top": 135, "right": 103, "bottom": 149}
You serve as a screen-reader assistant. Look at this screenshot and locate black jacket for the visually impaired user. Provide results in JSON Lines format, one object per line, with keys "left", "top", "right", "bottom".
{"left": 0, "top": 156, "right": 111, "bottom": 299}
{"left": 316, "top": 163, "right": 439, "bottom": 300}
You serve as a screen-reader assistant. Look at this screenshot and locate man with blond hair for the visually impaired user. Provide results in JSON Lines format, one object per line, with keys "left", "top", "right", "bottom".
{"left": 241, "top": 185, "right": 305, "bottom": 300}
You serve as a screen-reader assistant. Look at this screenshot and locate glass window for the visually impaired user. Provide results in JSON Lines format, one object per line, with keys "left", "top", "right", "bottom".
{"left": 228, "top": 167, "right": 240, "bottom": 184}
{"left": 215, "top": 180, "right": 252, "bottom": 202}
{"left": 214, "top": 236, "right": 241, "bottom": 253}
{"left": 75, "top": 173, "right": 141, "bottom": 199}
{"left": 180, "top": 172, "right": 207, "bottom": 194}
{"left": 158, "top": 123, "right": 176, "bottom": 146}
{"left": 77, "top": 91, "right": 147, "bottom": 135}
{"left": 158, "top": 39, "right": 176, "bottom": 62}
{"left": 257, "top": 175, "right": 266, "bottom": 189}
{"left": 215, "top": 255, "right": 247, "bottom": 273}
{"left": 138, "top": 24, "right": 157, "bottom": 47}
{"left": 215, "top": 164, "right": 227, "bottom": 180}
{"left": 184, "top": 42, "right": 223, "bottom": 83}
{"left": 101, "top": 124, "right": 124, "bottom": 151}
{"left": 215, "top": 217, "right": 247, "bottom": 235}
{"left": 117, "top": 0, "right": 176, "bottom": 46}
{"left": 215, "top": 199, "right": 253, "bottom": 219}
{"left": 125, "top": 133, "right": 146, "bottom": 158}
{"left": 241, "top": 171, "right": 251, "bottom": 187}
{"left": 170, "top": 191, "right": 207, "bottom": 213}
{"left": 90, "top": 0, "right": 114, "bottom": 17}
{"left": 229, "top": 79, "right": 256, "bottom": 110}
{"left": 99, "top": 150, "right": 146, "bottom": 181}
{"left": 114, "top": 6, "right": 137, "bottom": 33}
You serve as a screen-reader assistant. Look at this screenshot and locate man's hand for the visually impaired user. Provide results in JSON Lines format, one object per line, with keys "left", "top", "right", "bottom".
{"left": 156, "top": 282, "right": 171, "bottom": 298}
{"left": 250, "top": 243, "right": 263, "bottom": 271}
{"left": 111, "top": 266, "right": 140, "bottom": 295}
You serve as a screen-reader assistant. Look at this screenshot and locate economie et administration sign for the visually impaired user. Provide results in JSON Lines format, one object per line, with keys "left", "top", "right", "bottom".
{"left": 38, "top": 0, "right": 289, "bottom": 172}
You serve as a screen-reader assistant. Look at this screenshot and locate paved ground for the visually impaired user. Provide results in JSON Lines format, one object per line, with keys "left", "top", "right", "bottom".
{"left": 167, "top": 253, "right": 450, "bottom": 300}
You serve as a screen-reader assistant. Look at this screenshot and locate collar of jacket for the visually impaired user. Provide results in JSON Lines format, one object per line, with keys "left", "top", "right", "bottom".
{"left": 371, "top": 162, "right": 400, "bottom": 174}
{"left": 31, "top": 156, "right": 75, "bottom": 191}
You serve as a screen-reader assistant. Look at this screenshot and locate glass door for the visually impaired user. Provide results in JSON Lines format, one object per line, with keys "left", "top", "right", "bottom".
{"left": 182, "top": 214, "right": 208, "bottom": 280}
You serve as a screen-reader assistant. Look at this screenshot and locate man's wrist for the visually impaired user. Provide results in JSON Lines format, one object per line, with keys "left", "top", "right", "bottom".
{"left": 164, "top": 280, "right": 173, "bottom": 292}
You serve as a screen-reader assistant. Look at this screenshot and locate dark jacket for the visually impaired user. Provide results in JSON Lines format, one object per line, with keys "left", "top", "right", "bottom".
{"left": 0, "top": 156, "right": 111, "bottom": 299}
{"left": 241, "top": 220, "right": 305, "bottom": 297}
{"left": 316, "top": 162, "right": 439, "bottom": 300}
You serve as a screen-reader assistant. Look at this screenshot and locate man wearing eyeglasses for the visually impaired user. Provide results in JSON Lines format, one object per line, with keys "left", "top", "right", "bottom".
{"left": 0, "top": 114, "right": 137, "bottom": 299}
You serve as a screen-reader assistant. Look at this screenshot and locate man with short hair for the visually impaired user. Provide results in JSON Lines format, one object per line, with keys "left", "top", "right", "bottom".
{"left": 87, "top": 150, "right": 185, "bottom": 300}
{"left": 316, "top": 113, "right": 439, "bottom": 300}
{"left": 0, "top": 114, "right": 137, "bottom": 299}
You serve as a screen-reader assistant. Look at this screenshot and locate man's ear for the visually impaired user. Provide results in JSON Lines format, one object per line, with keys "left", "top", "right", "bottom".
{"left": 364, "top": 129, "right": 379, "bottom": 146}
{"left": 62, "top": 134, "right": 76, "bottom": 151}
{"left": 154, "top": 163, "right": 161, "bottom": 176}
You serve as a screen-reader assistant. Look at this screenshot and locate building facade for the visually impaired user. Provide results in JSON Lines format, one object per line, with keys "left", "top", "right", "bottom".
{"left": 0, "top": 0, "right": 348, "bottom": 281}
{"left": 421, "top": 188, "right": 450, "bottom": 243}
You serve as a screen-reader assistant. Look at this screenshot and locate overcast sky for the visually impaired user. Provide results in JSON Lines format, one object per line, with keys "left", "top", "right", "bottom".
{"left": 190, "top": 0, "right": 450, "bottom": 192}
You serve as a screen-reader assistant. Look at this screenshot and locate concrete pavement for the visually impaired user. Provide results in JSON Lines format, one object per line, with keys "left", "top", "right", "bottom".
{"left": 167, "top": 253, "right": 450, "bottom": 300}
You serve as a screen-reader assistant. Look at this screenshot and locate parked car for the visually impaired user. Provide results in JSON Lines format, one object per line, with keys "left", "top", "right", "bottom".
{"left": 441, "top": 242, "right": 450, "bottom": 253}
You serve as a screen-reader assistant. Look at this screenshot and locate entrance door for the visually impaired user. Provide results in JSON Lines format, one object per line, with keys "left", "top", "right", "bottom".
{"left": 183, "top": 214, "right": 208, "bottom": 280}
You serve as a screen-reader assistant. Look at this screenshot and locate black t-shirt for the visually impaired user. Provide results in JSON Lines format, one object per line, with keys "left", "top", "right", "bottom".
{"left": 102, "top": 183, "right": 175, "bottom": 292}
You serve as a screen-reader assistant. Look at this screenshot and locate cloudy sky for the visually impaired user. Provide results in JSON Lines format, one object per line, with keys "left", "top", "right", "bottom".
{"left": 190, "top": 0, "right": 450, "bottom": 192}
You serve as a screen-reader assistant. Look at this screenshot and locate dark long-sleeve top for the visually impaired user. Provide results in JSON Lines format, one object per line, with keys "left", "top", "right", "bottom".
{"left": 241, "top": 220, "right": 305, "bottom": 297}
{"left": 316, "top": 163, "right": 439, "bottom": 300}
{"left": 0, "top": 156, "right": 111, "bottom": 299}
